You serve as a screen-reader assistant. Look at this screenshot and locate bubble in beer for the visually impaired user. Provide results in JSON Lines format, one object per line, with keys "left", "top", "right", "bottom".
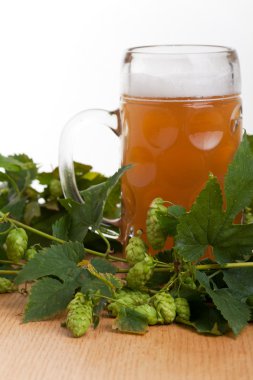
{"left": 142, "top": 109, "right": 179, "bottom": 149}
{"left": 187, "top": 108, "right": 224, "bottom": 151}
{"left": 125, "top": 147, "right": 156, "bottom": 187}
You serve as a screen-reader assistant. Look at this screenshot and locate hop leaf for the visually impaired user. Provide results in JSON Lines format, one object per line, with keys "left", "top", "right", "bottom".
{"left": 146, "top": 198, "right": 168, "bottom": 250}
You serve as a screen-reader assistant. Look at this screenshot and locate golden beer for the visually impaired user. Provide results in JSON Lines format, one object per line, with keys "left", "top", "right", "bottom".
{"left": 121, "top": 94, "right": 242, "bottom": 242}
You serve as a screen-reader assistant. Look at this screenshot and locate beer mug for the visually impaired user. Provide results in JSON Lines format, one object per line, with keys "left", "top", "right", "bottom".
{"left": 59, "top": 45, "right": 242, "bottom": 243}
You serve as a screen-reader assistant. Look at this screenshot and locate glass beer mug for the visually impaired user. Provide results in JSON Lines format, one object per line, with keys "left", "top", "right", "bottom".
{"left": 59, "top": 45, "right": 242, "bottom": 243}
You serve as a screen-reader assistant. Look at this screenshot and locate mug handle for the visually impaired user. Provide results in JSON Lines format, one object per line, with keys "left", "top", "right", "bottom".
{"left": 58, "top": 108, "right": 122, "bottom": 230}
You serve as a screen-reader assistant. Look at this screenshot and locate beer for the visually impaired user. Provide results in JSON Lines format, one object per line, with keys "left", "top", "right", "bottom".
{"left": 120, "top": 95, "right": 242, "bottom": 241}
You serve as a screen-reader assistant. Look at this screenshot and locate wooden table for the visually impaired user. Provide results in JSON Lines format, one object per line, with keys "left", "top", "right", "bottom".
{"left": 0, "top": 292, "right": 252, "bottom": 380}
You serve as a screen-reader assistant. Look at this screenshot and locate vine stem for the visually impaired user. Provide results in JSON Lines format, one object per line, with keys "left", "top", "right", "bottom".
{"left": 196, "top": 262, "right": 253, "bottom": 270}
{"left": 3, "top": 215, "right": 127, "bottom": 263}
{"left": 0, "top": 270, "right": 19, "bottom": 275}
{"left": 0, "top": 259, "right": 24, "bottom": 266}
{"left": 96, "top": 229, "right": 111, "bottom": 254}
{"left": 117, "top": 267, "right": 173, "bottom": 274}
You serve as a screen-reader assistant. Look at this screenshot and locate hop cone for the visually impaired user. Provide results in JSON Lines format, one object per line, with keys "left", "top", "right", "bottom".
{"left": 152, "top": 292, "right": 176, "bottom": 324}
{"left": 179, "top": 274, "right": 197, "bottom": 290}
{"left": 135, "top": 304, "right": 158, "bottom": 325}
{"left": 0, "top": 277, "right": 17, "bottom": 293}
{"left": 126, "top": 235, "right": 147, "bottom": 266}
{"left": 126, "top": 255, "right": 154, "bottom": 290}
{"left": 66, "top": 292, "right": 93, "bottom": 338}
{"left": 6, "top": 228, "right": 28, "bottom": 263}
{"left": 108, "top": 289, "right": 150, "bottom": 316}
{"left": 175, "top": 298, "right": 190, "bottom": 321}
{"left": 49, "top": 179, "right": 63, "bottom": 198}
{"left": 26, "top": 247, "right": 37, "bottom": 261}
{"left": 146, "top": 197, "right": 168, "bottom": 250}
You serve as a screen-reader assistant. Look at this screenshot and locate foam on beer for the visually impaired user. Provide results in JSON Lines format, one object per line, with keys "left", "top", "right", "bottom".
{"left": 122, "top": 54, "right": 241, "bottom": 98}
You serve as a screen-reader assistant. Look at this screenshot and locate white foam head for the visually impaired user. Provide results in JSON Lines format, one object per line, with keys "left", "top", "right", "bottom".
{"left": 121, "top": 45, "right": 241, "bottom": 98}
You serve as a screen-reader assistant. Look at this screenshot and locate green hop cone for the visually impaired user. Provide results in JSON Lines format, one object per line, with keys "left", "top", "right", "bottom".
{"left": 115, "top": 289, "right": 150, "bottom": 304}
{"left": 135, "top": 304, "right": 158, "bottom": 325}
{"left": 146, "top": 197, "right": 168, "bottom": 250}
{"left": 0, "top": 277, "right": 17, "bottom": 293}
{"left": 152, "top": 292, "right": 176, "bottom": 324}
{"left": 108, "top": 289, "right": 150, "bottom": 316}
{"left": 25, "top": 247, "right": 37, "bottom": 261}
{"left": 125, "top": 234, "right": 147, "bottom": 266}
{"left": 126, "top": 255, "right": 154, "bottom": 290}
{"left": 6, "top": 228, "right": 28, "bottom": 263}
{"left": 66, "top": 292, "right": 93, "bottom": 338}
{"left": 49, "top": 179, "right": 63, "bottom": 198}
{"left": 179, "top": 274, "right": 197, "bottom": 290}
{"left": 175, "top": 297, "right": 190, "bottom": 321}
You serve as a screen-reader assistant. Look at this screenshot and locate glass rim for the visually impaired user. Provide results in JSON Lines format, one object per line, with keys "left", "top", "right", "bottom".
{"left": 126, "top": 44, "right": 235, "bottom": 56}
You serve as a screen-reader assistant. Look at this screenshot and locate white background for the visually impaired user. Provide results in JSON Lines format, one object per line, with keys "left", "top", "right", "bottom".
{"left": 0, "top": 0, "right": 253, "bottom": 175}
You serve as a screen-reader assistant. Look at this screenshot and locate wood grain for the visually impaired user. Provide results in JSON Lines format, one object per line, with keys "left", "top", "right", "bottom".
{"left": 0, "top": 292, "right": 252, "bottom": 380}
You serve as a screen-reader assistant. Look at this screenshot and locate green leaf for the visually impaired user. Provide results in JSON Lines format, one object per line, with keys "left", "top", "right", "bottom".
{"left": 90, "top": 258, "right": 117, "bottom": 274}
{"left": 103, "top": 181, "right": 121, "bottom": 219}
{"left": 6, "top": 154, "right": 37, "bottom": 191}
{"left": 175, "top": 176, "right": 224, "bottom": 261}
{"left": 0, "top": 154, "right": 30, "bottom": 172}
{"left": 59, "top": 199, "right": 90, "bottom": 242}
{"left": 60, "top": 165, "right": 131, "bottom": 242}
{"left": 224, "top": 132, "right": 253, "bottom": 223}
{"left": 79, "top": 269, "right": 113, "bottom": 298}
{"left": 158, "top": 205, "right": 186, "bottom": 237}
{"left": 196, "top": 271, "right": 250, "bottom": 335}
{"left": 0, "top": 172, "right": 20, "bottom": 195}
{"left": 223, "top": 267, "right": 253, "bottom": 300}
{"left": 24, "top": 277, "right": 76, "bottom": 322}
{"left": 113, "top": 306, "right": 148, "bottom": 334}
{"left": 15, "top": 242, "right": 84, "bottom": 284}
{"left": 24, "top": 201, "right": 41, "bottom": 225}
{"left": 52, "top": 215, "right": 71, "bottom": 241}
{"left": 184, "top": 305, "right": 229, "bottom": 336}
{"left": 77, "top": 171, "right": 106, "bottom": 191}
{"left": 37, "top": 162, "right": 92, "bottom": 185}
{"left": 213, "top": 224, "right": 253, "bottom": 262}
{"left": 79, "top": 165, "right": 130, "bottom": 229}
{"left": 2, "top": 198, "right": 26, "bottom": 220}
